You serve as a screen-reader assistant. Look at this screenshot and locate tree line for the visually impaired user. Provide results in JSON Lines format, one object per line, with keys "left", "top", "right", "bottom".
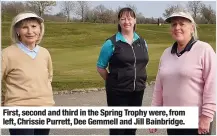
{"left": 1, "top": 1, "right": 216, "bottom": 24}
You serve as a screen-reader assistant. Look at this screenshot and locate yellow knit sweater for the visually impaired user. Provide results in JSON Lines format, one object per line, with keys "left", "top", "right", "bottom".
{"left": 1, "top": 44, "right": 55, "bottom": 106}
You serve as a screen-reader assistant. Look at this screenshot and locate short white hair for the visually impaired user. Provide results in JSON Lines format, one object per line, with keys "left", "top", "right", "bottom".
{"left": 10, "top": 11, "right": 45, "bottom": 44}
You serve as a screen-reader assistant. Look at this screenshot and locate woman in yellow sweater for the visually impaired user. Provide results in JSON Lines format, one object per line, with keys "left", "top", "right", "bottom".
{"left": 1, "top": 11, "right": 55, "bottom": 135}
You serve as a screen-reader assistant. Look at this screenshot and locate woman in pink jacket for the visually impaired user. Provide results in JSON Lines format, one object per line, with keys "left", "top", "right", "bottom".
{"left": 149, "top": 11, "right": 216, "bottom": 135}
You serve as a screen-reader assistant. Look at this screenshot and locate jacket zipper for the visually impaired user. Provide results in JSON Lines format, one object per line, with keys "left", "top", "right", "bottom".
{"left": 130, "top": 45, "right": 136, "bottom": 91}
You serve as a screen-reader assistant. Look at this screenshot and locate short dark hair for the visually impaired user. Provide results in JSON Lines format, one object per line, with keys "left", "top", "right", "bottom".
{"left": 118, "top": 7, "right": 136, "bottom": 32}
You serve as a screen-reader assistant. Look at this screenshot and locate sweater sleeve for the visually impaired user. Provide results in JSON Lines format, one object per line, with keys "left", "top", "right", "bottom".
{"left": 151, "top": 58, "right": 163, "bottom": 106}
{"left": 47, "top": 51, "right": 53, "bottom": 82}
{"left": 1, "top": 50, "right": 9, "bottom": 105}
{"left": 201, "top": 46, "right": 216, "bottom": 120}
{"left": 1, "top": 50, "right": 8, "bottom": 80}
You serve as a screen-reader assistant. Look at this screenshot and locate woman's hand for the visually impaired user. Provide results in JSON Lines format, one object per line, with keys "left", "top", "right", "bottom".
{"left": 198, "top": 115, "right": 212, "bottom": 134}
{"left": 149, "top": 128, "right": 157, "bottom": 133}
{"left": 96, "top": 67, "right": 108, "bottom": 80}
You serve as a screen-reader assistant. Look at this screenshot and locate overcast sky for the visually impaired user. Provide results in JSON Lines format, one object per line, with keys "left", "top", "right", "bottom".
{"left": 52, "top": 1, "right": 216, "bottom": 18}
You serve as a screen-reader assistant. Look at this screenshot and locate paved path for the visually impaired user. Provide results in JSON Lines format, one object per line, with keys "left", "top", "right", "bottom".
{"left": 2, "top": 85, "right": 216, "bottom": 135}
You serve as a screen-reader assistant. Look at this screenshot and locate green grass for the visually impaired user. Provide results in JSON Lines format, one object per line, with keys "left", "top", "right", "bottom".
{"left": 1, "top": 23, "right": 216, "bottom": 91}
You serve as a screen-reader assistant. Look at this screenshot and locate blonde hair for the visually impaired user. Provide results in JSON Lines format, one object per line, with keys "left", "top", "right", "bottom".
{"left": 192, "top": 21, "right": 198, "bottom": 40}
{"left": 10, "top": 11, "right": 45, "bottom": 45}
{"left": 186, "top": 12, "right": 198, "bottom": 40}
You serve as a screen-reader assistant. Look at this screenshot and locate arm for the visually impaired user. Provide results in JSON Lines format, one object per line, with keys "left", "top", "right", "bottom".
{"left": 151, "top": 69, "right": 163, "bottom": 106}
{"left": 96, "top": 40, "right": 113, "bottom": 80}
{"left": 144, "top": 39, "right": 149, "bottom": 67}
{"left": 198, "top": 45, "right": 216, "bottom": 134}
{"left": 151, "top": 58, "right": 163, "bottom": 106}
{"left": 201, "top": 46, "right": 216, "bottom": 120}
{"left": 149, "top": 58, "right": 163, "bottom": 133}
{"left": 47, "top": 51, "right": 53, "bottom": 82}
{"left": 144, "top": 40, "right": 148, "bottom": 51}
{"left": 1, "top": 51, "right": 7, "bottom": 80}
{"left": 1, "top": 51, "right": 9, "bottom": 105}
{"left": 97, "top": 67, "right": 108, "bottom": 81}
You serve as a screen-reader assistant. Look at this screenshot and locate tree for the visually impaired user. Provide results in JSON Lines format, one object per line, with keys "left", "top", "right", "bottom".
{"left": 94, "top": 4, "right": 107, "bottom": 23}
{"left": 84, "top": 10, "right": 97, "bottom": 23}
{"left": 200, "top": 4, "right": 216, "bottom": 24}
{"left": 126, "top": 4, "right": 138, "bottom": 15}
{"left": 2, "top": 1, "right": 26, "bottom": 15}
{"left": 1, "top": 1, "right": 26, "bottom": 21}
{"left": 2, "top": 1, "right": 8, "bottom": 14}
{"left": 163, "top": 4, "right": 184, "bottom": 18}
{"left": 187, "top": 1, "right": 202, "bottom": 19}
{"left": 136, "top": 12, "right": 145, "bottom": 24}
{"left": 60, "top": 1, "right": 75, "bottom": 22}
{"left": 112, "top": 6, "right": 123, "bottom": 23}
{"left": 115, "top": 6, "right": 123, "bottom": 15}
{"left": 75, "top": 1, "right": 90, "bottom": 22}
{"left": 55, "top": 12, "right": 66, "bottom": 18}
{"left": 26, "top": 1, "right": 56, "bottom": 17}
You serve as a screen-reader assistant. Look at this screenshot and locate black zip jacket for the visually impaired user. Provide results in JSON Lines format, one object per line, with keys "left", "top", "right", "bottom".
{"left": 106, "top": 35, "right": 149, "bottom": 92}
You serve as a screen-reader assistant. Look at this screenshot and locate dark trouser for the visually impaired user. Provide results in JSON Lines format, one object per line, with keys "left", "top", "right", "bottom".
{"left": 106, "top": 89, "right": 144, "bottom": 135}
{"left": 167, "top": 122, "right": 213, "bottom": 135}
{"left": 9, "top": 128, "right": 50, "bottom": 135}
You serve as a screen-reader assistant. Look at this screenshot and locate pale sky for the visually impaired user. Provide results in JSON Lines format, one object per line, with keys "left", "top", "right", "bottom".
{"left": 52, "top": 1, "right": 216, "bottom": 18}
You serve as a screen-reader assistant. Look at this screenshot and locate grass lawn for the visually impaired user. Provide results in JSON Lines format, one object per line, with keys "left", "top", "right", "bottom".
{"left": 1, "top": 23, "right": 216, "bottom": 91}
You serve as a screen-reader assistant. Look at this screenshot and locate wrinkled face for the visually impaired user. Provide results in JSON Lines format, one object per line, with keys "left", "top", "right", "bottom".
{"left": 119, "top": 12, "right": 136, "bottom": 32}
{"left": 17, "top": 19, "right": 41, "bottom": 46}
{"left": 170, "top": 17, "right": 194, "bottom": 43}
